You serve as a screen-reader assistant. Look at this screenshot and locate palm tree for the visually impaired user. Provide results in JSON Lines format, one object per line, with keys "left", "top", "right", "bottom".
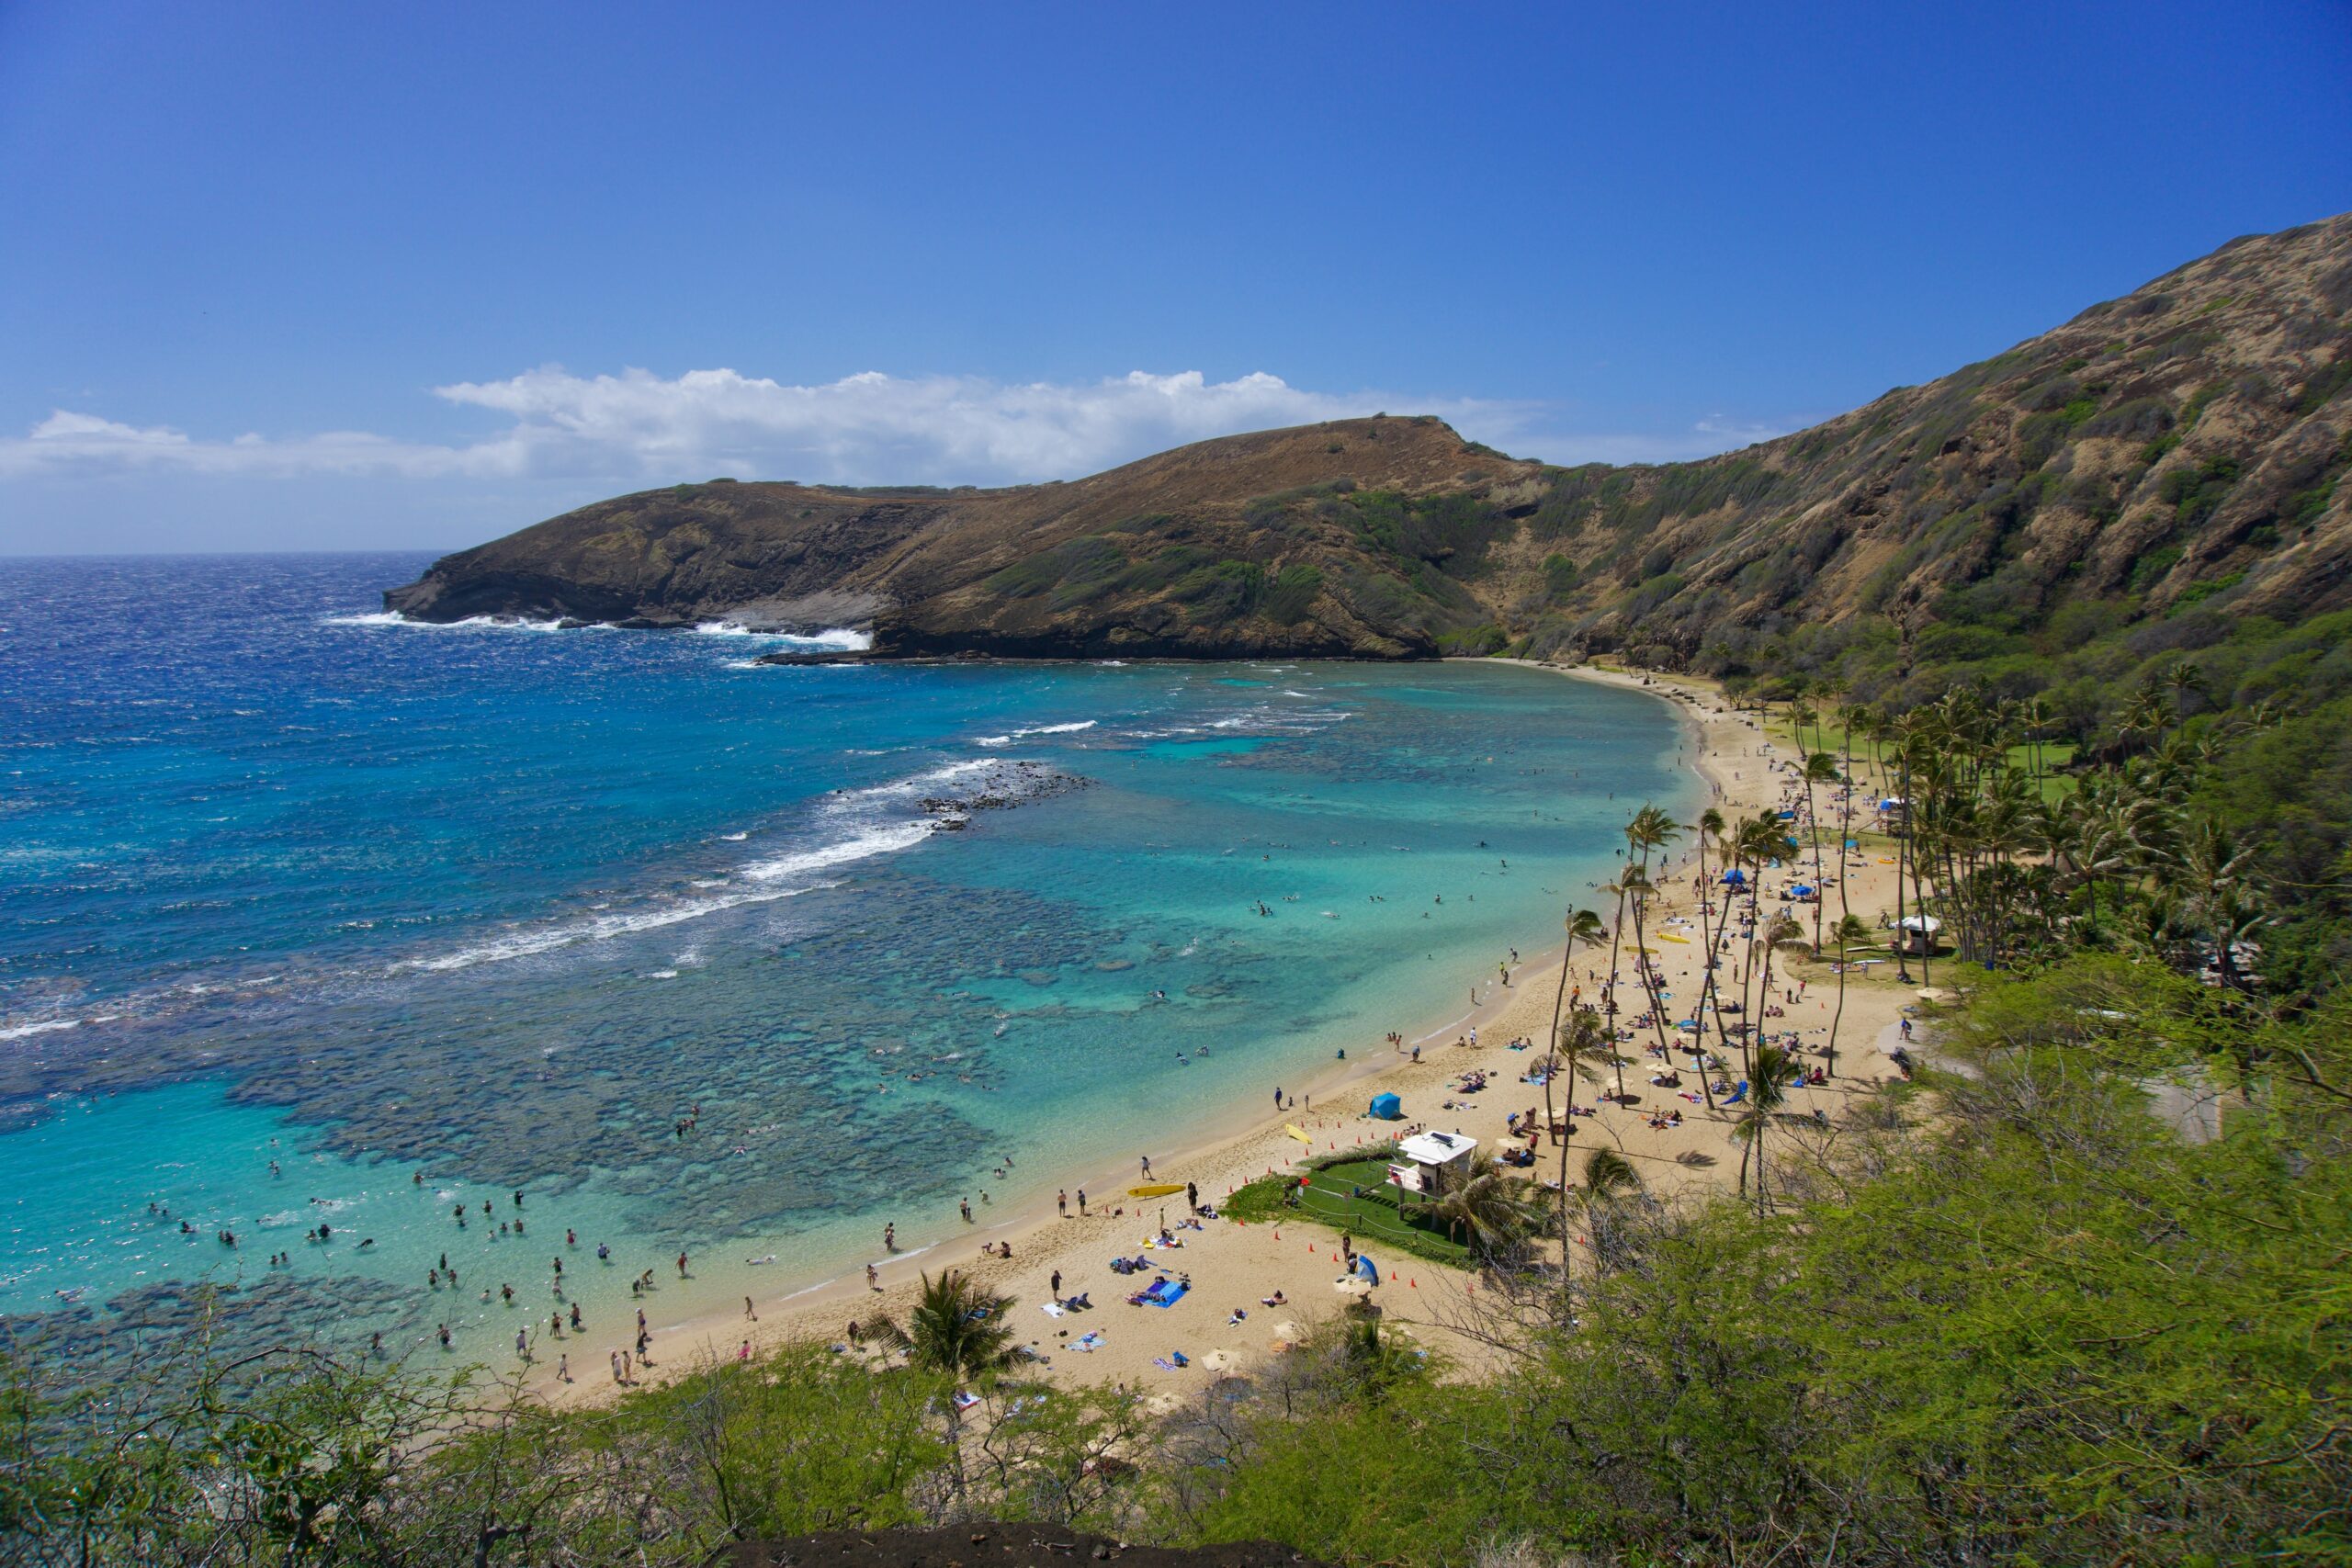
{"left": 1800, "top": 751, "right": 1840, "bottom": 948}
{"left": 1687, "top": 807, "right": 1728, "bottom": 1111}
{"left": 1730, "top": 1042, "right": 1798, "bottom": 1213}
{"left": 881, "top": 1270, "right": 1020, "bottom": 1382}
{"left": 1825, "top": 913, "right": 1873, "bottom": 1079}
{"left": 1577, "top": 1146, "right": 1644, "bottom": 1275}
{"left": 1553, "top": 1004, "right": 1607, "bottom": 1262}
{"left": 878, "top": 1269, "right": 1021, "bottom": 1502}
{"left": 1732, "top": 815, "right": 1793, "bottom": 1073}
{"left": 1543, "top": 908, "right": 1609, "bottom": 1189}
{"left": 1432, "top": 1151, "right": 1544, "bottom": 1263}
{"left": 1600, "top": 868, "right": 1635, "bottom": 1100}
{"left": 2160, "top": 659, "right": 2210, "bottom": 728}
{"left": 1610, "top": 865, "right": 1656, "bottom": 1104}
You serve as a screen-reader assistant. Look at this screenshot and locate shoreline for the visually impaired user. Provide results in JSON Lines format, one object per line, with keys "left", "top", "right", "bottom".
{"left": 531, "top": 657, "right": 1917, "bottom": 1406}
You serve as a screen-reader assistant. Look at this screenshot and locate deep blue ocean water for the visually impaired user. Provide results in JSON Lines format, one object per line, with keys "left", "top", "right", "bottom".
{"left": 0, "top": 553, "right": 1690, "bottom": 1358}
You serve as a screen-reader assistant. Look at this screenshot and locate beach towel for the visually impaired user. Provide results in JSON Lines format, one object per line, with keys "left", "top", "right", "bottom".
{"left": 1072, "top": 1332, "right": 1103, "bottom": 1351}
{"left": 952, "top": 1391, "right": 981, "bottom": 1411}
{"left": 1150, "top": 1281, "right": 1190, "bottom": 1307}
{"left": 1040, "top": 1303, "right": 1066, "bottom": 1319}
{"left": 1724, "top": 1081, "right": 1749, "bottom": 1106}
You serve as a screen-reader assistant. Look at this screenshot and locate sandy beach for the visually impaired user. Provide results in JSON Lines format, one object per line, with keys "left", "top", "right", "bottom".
{"left": 537, "top": 661, "right": 1924, "bottom": 1405}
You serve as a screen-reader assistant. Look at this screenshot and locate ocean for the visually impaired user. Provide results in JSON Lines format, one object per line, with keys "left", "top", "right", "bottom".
{"left": 0, "top": 552, "right": 1691, "bottom": 1360}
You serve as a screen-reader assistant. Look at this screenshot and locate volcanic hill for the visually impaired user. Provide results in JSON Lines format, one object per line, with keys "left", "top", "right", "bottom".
{"left": 389, "top": 212, "right": 2352, "bottom": 662}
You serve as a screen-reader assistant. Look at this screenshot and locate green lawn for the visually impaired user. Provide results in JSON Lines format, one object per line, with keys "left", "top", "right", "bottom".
{"left": 1225, "top": 1158, "right": 1472, "bottom": 1269}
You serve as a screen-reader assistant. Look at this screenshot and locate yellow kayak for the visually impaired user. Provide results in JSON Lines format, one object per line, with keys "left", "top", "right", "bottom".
{"left": 1128, "top": 1182, "right": 1187, "bottom": 1198}
{"left": 1658, "top": 933, "right": 1690, "bottom": 944}
{"left": 1283, "top": 1123, "right": 1315, "bottom": 1145}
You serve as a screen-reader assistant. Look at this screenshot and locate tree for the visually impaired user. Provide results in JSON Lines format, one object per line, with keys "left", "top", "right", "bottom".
{"left": 876, "top": 1270, "right": 1022, "bottom": 1505}
{"left": 881, "top": 1270, "right": 1020, "bottom": 1384}
{"left": 1542, "top": 906, "right": 1610, "bottom": 1235}
{"left": 1800, "top": 751, "right": 1840, "bottom": 948}
{"left": 1729, "top": 1043, "right": 1799, "bottom": 1212}
{"left": 1825, "top": 913, "right": 1874, "bottom": 1078}
{"left": 1577, "top": 1146, "right": 1645, "bottom": 1277}
{"left": 1431, "top": 1151, "right": 1544, "bottom": 1263}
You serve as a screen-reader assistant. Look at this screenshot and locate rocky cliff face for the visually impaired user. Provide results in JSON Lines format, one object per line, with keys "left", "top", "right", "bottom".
{"left": 389, "top": 213, "right": 2352, "bottom": 661}
{"left": 385, "top": 415, "right": 1531, "bottom": 658}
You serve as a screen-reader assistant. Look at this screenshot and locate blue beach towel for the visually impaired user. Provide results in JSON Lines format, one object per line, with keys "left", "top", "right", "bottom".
{"left": 1149, "top": 1280, "right": 1190, "bottom": 1307}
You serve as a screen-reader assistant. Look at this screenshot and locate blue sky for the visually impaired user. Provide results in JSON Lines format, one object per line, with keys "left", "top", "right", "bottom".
{"left": 2, "top": 2, "right": 2346, "bottom": 553}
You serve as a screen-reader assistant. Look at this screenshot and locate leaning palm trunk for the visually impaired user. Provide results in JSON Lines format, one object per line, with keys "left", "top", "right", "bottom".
{"left": 1602, "top": 881, "right": 1629, "bottom": 1104}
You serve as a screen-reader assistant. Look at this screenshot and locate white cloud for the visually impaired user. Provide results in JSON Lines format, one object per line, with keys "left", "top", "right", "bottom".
{"left": 0, "top": 408, "right": 526, "bottom": 479}
{"left": 0, "top": 367, "right": 1788, "bottom": 487}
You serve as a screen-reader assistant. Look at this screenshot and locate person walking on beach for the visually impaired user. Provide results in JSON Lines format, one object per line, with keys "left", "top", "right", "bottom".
{"left": 1139, "top": 1154, "right": 1153, "bottom": 1179}
{"left": 867, "top": 1262, "right": 880, "bottom": 1290}
{"left": 1050, "top": 1269, "right": 1062, "bottom": 1300}
{"left": 609, "top": 1350, "right": 623, "bottom": 1384}
{"left": 1076, "top": 1188, "right": 1088, "bottom": 1216}
{"left": 1057, "top": 1189, "right": 1068, "bottom": 1216}
{"left": 744, "top": 1295, "right": 757, "bottom": 1321}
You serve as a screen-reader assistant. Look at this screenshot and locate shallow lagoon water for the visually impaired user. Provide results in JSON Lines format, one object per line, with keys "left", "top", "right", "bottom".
{"left": 0, "top": 554, "right": 1691, "bottom": 1357}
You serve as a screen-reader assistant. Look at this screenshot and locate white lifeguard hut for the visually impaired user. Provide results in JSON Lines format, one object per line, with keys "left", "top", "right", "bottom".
{"left": 1387, "top": 1130, "right": 1479, "bottom": 1196}
{"left": 1894, "top": 913, "right": 1944, "bottom": 956}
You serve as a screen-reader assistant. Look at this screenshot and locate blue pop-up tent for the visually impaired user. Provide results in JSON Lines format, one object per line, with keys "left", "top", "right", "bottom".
{"left": 1721, "top": 869, "right": 1747, "bottom": 886}
{"left": 1354, "top": 1252, "right": 1381, "bottom": 1285}
{"left": 1369, "top": 1092, "right": 1402, "bottom": 1121}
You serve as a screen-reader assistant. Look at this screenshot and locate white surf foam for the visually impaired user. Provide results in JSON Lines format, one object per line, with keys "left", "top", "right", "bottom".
{"left": 0, "top": 1018, "right": 80, "bottom": 1043}
{"left": 323, "top": 612, "right": 567, "bottom": 633}
{"left": 394, "top": 877, "right": 845, "bottom": 975}
{"left": 741, "top": 820, "right": 934, "bottom": 883}
{"left": 694, "top": 622, "right": 875, "bottom": 651}
{"left": 976, "top": 719, "right": 1098, "bottom": 747}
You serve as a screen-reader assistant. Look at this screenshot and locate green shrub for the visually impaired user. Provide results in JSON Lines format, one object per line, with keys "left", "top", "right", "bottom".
{"left": 1261, "top": 564, "right": 1325, "bottom": 624}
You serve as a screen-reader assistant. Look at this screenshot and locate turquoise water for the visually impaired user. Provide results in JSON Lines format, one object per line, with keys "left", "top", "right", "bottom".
{"left": 0, "top": 554, "right": 1691, "bottom": 1359}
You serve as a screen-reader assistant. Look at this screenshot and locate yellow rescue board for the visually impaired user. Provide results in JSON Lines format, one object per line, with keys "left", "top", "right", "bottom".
{"left": 1283, "top": 1123, "right": 1315, "bottom": 1145}
{"left": 1128, "top": 1182, "right": 1186, "bottom": 1198}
